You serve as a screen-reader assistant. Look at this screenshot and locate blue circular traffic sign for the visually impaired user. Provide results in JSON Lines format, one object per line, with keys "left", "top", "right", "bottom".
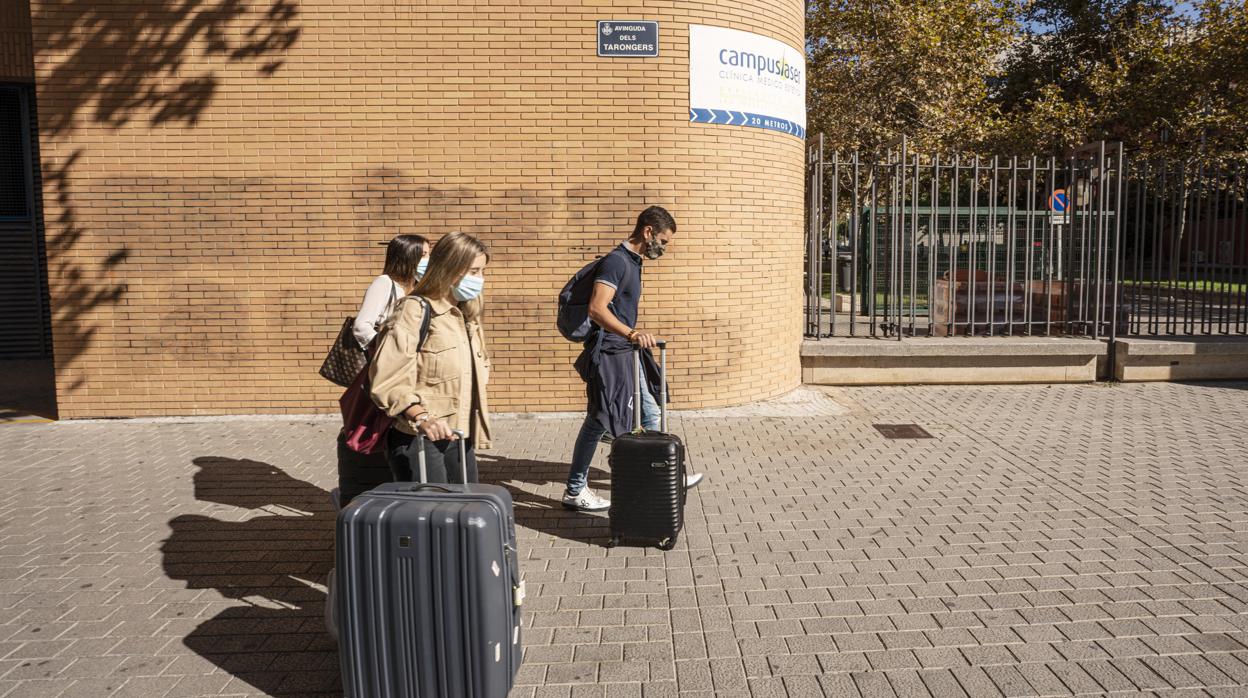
{"left": 1049, "top": 189, "right": 1068, "bottom": 212}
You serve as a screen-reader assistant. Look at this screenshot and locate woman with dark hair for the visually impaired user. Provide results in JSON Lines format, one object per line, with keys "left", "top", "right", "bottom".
{"left": 370, "top": 232, "right": 491, "bottom": 484}
{"left": 351, "top": 234, "right": 430, "bottom": 349}
{"left": 335, "top": 234, "right": 428, "bottom": 507}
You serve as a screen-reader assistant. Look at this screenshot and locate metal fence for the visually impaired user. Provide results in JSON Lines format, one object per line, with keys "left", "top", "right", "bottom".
{"left": 1121, "top": 157, "right": 1248, "bottom": 336}
{"left": 805, "top": 137, "right": 1248, "bottom": 341}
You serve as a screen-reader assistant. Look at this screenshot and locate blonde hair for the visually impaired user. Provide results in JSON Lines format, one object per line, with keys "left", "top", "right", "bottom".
{"left": 414, "top": 232, "right": 489, "bottom": 322}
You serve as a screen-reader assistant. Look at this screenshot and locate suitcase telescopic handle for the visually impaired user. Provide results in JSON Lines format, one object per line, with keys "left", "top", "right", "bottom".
{"left": 452, "top": 429, "right": 468, "bottom": 484}
{"left": 413, "top": 428, "right": 471, "bottom": 484}
{"left": 632, "top": 340, "right": 668, "bottom": 433}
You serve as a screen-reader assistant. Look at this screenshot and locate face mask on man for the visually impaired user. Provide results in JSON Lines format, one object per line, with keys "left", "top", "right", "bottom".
{"left": 416, "top": 257, "right": 429, "bottom": 279}
{"left": 453, "top": 274, "right": 485, "bottom": 302}
{"left": 644, "top": 235, "right": 667, "bottom": 260}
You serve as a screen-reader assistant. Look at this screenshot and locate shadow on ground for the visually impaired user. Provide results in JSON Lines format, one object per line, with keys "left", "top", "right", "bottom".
{"left": 160, "top": 456, "right": 340, "bottom": 696}
{"left": 158, "top": 446, "right": 611, "bottom": 696}
{"left": 478, "top": 453, "right": 612, "bottom": 547}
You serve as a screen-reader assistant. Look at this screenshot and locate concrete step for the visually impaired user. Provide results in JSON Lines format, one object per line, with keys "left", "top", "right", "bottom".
{"left": 802, "top": 337, "right": 1107, "bottom": 385}
{"left": 1115, "top": 337, "right": 1248, "bottom": 381}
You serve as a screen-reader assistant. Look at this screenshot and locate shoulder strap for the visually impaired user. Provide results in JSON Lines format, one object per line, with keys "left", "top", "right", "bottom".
{"left": 375, "top": 279, "right": 400, "bottom": 330}
{"left": 415, "top": 297, "right": 433, "bottom": 351}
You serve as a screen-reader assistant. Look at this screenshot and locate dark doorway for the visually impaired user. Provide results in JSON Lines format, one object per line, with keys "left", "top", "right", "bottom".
{"left": 0, "top": 84, "right": 55, "bottom": 420}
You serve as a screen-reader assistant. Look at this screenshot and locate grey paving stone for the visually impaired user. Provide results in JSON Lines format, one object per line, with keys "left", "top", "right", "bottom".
{"left": 949, "top": 665, "right": 1006, "bottom": 697}
{"left": 1173, "top": 654, "right": 1239, "bottom": 688}
{"left": 1045, "top": 660, "right": 1104, "bottom": 694}
{"left": 852, "top": 671, "right": 897, "bottom": 698}
{"left": 917, "top": 668, "right": 969, "bottom": 698}
{"left": 884, "top": 670, "right": 933, "bottom": 697}
{"left": 983, "top": 664, "right": 1040, "bottom": 697}
{"left": 1, "top": 383, "right": 1247, "bottom": 696}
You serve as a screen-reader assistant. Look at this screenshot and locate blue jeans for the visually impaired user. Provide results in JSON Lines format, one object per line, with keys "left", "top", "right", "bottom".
{"left": 566, "top": 386, "right": 660, "bottom": 496}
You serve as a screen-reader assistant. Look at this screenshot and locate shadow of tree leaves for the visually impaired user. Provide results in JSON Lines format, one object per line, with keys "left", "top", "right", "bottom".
{"left": 32, "top": 0, "right": 302, "bottom": 411}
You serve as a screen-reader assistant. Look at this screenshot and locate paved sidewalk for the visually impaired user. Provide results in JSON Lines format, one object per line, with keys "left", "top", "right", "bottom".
{"left": 0, "top": 382, "right": 1247, "bottom": 697}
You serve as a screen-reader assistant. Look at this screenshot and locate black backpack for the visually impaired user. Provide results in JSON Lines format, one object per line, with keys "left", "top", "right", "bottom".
{"left": 556, "top": 255, "right": 607, "bottom": 342}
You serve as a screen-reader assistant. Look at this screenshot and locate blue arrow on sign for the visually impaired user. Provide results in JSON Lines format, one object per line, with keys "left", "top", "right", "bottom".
{"left": 689, "top": 107, "right": 806, "bottom": 139}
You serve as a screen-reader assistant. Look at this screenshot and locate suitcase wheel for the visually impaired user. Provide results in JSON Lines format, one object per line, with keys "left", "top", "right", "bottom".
{"left": 658, "top": 538, "right": 676, "bottom": 551}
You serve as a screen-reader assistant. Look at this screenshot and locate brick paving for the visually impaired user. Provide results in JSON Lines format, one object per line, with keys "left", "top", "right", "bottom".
{"left": 0, "top": 382, "right": 1247, "bottom": 696}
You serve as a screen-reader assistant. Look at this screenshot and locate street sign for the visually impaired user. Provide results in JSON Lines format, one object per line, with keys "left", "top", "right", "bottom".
{"left": 597, "top": 21, "right": 659, "bottom": 57}
{"left": 1048, "top": 189, "right": 1068, "bottom": 212}
{"left": 1048, "top": 188, "right": 1069, "bottom": 225}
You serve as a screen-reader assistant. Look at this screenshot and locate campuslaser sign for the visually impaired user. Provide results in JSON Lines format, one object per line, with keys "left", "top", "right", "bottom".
{"left": 688, "top": 25, "right": 806, "bottom": 139}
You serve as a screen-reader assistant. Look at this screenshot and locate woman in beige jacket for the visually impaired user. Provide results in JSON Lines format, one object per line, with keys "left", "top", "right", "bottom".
{"left": 369, "top": 232, "right": 492, "bottom": 484}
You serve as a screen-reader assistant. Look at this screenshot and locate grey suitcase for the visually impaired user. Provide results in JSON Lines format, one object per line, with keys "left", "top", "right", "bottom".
{"left": 335, "top": 432, "right": 525, "bottom": 698}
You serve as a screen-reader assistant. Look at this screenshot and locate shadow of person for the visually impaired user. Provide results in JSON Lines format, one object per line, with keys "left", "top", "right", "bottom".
{"left": 476, "top": 453, "right": 613, "bottom": 547}
{"left": 160, "top": 456, "right": 340, "bottom": 696}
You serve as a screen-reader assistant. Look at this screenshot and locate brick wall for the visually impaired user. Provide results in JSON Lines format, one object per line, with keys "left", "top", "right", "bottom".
{"left": 30, "top": 0, "right": 805, "bottom": 418}
{"left": 0, "top": 0, "right": 32, "bottom": 81}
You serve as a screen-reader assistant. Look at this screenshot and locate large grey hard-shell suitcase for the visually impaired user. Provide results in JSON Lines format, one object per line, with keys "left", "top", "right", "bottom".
{"left": 335, "top": 432, "right": 525, "bottom": 698}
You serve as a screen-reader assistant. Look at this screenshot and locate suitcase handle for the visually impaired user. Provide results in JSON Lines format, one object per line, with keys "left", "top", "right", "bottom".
{"left": 414, "top": 428, "right": 471, "bottom": 484}
{"left": 406, "top": 484, "right": 455, "bottom": 494}
{"left": 632, "top": 340, "right": 668, "bottom": 433}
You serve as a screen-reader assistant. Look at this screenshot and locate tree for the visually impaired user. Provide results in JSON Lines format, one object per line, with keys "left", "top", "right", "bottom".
{"left": 806, "top": 0, "right": 1020, "bottom": 153}
{"left": 988, "top": 0, "right": 1248, "bottom": 158}
{"left": 984, "top": 1, "right": 1248, "bottom": 264}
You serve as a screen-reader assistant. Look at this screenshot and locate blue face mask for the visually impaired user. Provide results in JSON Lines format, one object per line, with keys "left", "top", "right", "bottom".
{"left": 415, "top": 257, "right": 429, "bottom": 279}
{"left": 452, "top": 274, "right": 484, "bottom": 302}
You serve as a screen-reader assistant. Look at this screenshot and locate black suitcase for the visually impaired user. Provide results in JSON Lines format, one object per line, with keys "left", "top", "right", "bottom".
{"left": 335, "top": 432, "right": 525, "bottom": 698}
{"left": 607, "top": 342, "right": 687, "bottom": 551}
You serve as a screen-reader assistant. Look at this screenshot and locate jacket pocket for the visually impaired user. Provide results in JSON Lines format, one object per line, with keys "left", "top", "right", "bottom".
{"left": 419, "top": 334, "right": 461, "bottom": 384}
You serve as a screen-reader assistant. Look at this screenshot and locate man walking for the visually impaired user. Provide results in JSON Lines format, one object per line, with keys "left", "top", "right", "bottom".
{"left": 563, "top": 206, "right": 704, "bottom": 513}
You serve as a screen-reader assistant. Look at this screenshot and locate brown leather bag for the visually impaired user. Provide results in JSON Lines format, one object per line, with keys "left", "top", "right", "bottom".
{"left": 319, "top": 283, "right": 398, "bottom": 387}
{"left": 318, "top": 318, "right": 368, "bottom": 388}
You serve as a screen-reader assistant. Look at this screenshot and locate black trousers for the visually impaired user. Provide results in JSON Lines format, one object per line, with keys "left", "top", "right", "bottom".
{"left": 336, "top": 430, "right": 393, "bottom": 507}
{"left": 386, "top": 429, "right": 478, "bottom": 484}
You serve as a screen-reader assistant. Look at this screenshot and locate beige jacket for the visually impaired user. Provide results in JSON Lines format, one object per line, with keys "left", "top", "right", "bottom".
{"left": 369, "top": 295, "right": 492, "bottom": 448}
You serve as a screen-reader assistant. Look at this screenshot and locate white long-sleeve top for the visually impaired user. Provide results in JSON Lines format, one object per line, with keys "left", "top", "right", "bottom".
{"left": 352, "top": 274, "right": 402, "bottom": 349}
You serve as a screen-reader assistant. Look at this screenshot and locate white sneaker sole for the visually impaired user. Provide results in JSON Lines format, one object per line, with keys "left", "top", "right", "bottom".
{"left": 562, "top": 500, "right": 609, "bottom": 512}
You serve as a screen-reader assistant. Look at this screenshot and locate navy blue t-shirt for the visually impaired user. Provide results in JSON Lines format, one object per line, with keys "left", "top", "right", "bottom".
{"left": 593, "top": 243, "right": 643, "bottom": 330}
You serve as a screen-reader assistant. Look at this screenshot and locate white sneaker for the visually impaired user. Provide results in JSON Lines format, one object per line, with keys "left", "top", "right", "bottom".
{"left": 685, "top": 473, "right": 705, "bottom": 489}
{"left": 562, "top": 488, "right": 610, "bottom": 512}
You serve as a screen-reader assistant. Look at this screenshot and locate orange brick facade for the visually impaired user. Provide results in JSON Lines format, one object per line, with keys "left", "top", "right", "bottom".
{"left": 0, "top": 0, "right": 32, "bottom": 81}
{"left": 27, "top": 0, "right": 805, "bottom": 418}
